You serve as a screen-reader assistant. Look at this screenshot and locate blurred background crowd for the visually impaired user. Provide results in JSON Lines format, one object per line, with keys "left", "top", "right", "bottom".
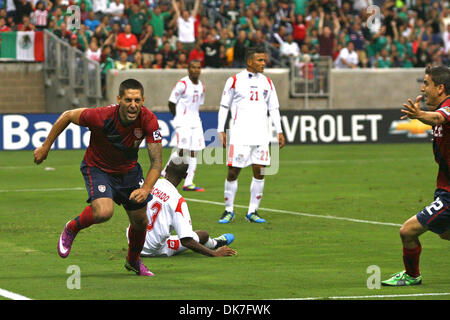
{"left": 0, "top": 0, "right": 449, "bottom": 76}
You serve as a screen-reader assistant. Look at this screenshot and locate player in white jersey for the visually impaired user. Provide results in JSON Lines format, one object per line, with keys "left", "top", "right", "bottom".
{"left": 161, "top": 60, "right": 206, "bottom": 192}
{"left": 217, "top": 47, "right": 286, "bottom": 224}
{"left": 127, "top": 159, "right": 237, "bottom": 258}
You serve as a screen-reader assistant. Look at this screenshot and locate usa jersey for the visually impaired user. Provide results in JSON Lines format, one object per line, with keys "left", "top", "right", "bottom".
{"left": 144, "top": 179, "right": 197, "bottom": 252}
{"left": 434, "top": 97, "right": 450, "bottom": 192}
{"left": 168, "top": 76, "right": 205, "bottom": 128}
{"left": 79, "top": 104, "right": 161, "bottom": 174}
{"left": 220, "top": 70, "right": 280, "bottom": 145}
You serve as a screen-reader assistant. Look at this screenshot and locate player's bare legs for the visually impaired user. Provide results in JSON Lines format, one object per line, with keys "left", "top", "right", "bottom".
{"left": 58, "top": 198, "right": 114, "bottom": 258}
{"left": 125, "top": 207, "right": 153, "bottom": 276}
{"left": 183, "top": 150, "right": 205, "bottom": 192}
{"left": 382, "top": 216, "right": 426, "bottom": 286}
{"left": 246, "top": 164, "right": 266, "bottom": 223}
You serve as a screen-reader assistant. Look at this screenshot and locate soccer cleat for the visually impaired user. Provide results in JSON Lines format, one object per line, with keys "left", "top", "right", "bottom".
{"left": 57, "top": 222, "right": 77, "bottom": 258}
{"left": 182, "top": 184, "right": 205, "bottom": 192}
{"left": 381, "top": 271, "right": 422, "bottom": 286}
{"left": 246, "top": 211, "right": 266, "bottom": 223}
{"left": 218, "top": 211, "right": 234, "bottom": 224}
{"left": 124, "top": 259, "right": 154, "bottom": 277}
{"left": 213, "top": 233, "right": 235, "bottom": 249}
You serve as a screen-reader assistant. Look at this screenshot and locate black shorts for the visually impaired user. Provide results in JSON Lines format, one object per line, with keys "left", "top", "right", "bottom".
{"left": 416, "top": 189, "right": 450, "bottom": 235}
{"left": 80, "top": 160, "right": 152, "bottom": 211}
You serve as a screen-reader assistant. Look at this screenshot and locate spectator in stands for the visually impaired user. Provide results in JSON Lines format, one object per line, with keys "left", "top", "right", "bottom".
{"left": 84, "top": 10, "right": 100, "bottom": 32}
{"left": 160, "top": 40, "right": 176, "bottom": 63}
{"left": 188, "top": 39, "right": 205, "bottom": 66}
{"left": 149, "top": 4, "right": 170, "bottom": 38}
{"left": 115, "top": 23, "right": 138, "bottom": 58}
{"left": 0, "top": 16, "right": 11, "bottom": 32}
{"left": 376, "top": 47, "right": 393, "bottom": 68}
{"left": 69, "top": 34, "right": 83, "bottom": 50}
{"left": 13, "top": 0, "right": 33, "bottom": 24}
{"left": 93, "top": 15, "right": 112, "bottom": 46}
{"left": 54, "top": 22, "right": 72, "bottom": 42}
{"left": 274, "top": 0, "right": 293, "bottom": 33}
{"left": 139, "top": 24, "right": 158, "bottom": 67}
{"left": 125, "top": 2, "right": 146, "bottom": 38}
{"left": 32, "top": 0, "right": 52, "bottom": 31}
{"left": 17, "top": 14, "right": 35, "bottom": 31}
{"left": 172, "top": 0, "right": 200, "bottom": 53}
{"left": 86, "top": 38, "right": 102, "bottom": 62}
{"left": 175, "top": 51, "right": 188, "bottom": 69}
{"left": 202, "top": 32, "right": 223, "bottom": 68}
{"left": 92, "top": 0, "right": 108, "bottom": 16}
{"left": 115, "top": 50, "right": 134, "bottom": 70}
{"left": 75, "top": 24, "right": 90, "bottom": 50}
{"left": 291, "top": 13, "right": 307, "bottom": 48}
{"left": 279, "top": 32, "right": 301, "bottom": 67}
{"left": 334, "top": 41, "right": 358, "bottom": 69}
{"left": 133, "top": 50, "right": 143, "bottom": 68}
{"left": 318, "top": 9, "right": 340, "bottom": 58}
{"left": 106, "top": 0, "right": 125, "bottom": 27}
{"left": 232, "top": 29, "right": 250, "bottom": 67}
{"left": 151, "top": 52, "right": 164, "bottom": 68}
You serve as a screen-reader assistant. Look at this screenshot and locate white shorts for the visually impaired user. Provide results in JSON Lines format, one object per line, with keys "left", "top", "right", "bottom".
{"left": 174, "top": 126, "right": 205, "bottom": 151}
{"left": 140, "top": 233, "right": 200, "bottom": 257}
{"left": 227, "top": 144, "right": 271, "bottom": 168}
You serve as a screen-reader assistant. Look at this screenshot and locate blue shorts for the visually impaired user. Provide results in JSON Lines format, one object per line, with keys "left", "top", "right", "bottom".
{"left": 80, "top": 160, "right": 152, "bottom": 211}
{"left": 416, "top": 189, "right": 450, "bottom": 234}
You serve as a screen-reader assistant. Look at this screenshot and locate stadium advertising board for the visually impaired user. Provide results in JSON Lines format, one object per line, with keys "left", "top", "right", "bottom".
{"left": 0, "top": 109, "right": 431, "bottom": 150}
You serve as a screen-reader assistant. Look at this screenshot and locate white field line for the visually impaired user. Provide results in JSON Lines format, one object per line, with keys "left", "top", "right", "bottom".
{"left": 0, "top": 288, "right": 32, "bottom": 300}
{"left": 276, "top": 292, "right": 450, "bottom": 300}
{"left": 0, "top": 186, "right": 402, "bottom": 227}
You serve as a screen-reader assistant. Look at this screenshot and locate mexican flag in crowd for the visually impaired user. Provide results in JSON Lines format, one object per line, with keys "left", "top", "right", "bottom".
{"left": 0, "top": 31, "right": 45, "bottom": 61}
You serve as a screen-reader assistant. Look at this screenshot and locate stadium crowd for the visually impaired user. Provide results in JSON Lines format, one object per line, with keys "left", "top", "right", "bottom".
{"left": 1, "top": 0, "right": 449, "bottom": 74}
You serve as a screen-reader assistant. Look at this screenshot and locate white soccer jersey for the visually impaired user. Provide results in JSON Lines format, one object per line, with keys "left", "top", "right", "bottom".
{"left": 143, "top": 179, "right": 197, "bottom": 253}
{"left": 168, "top": 76, "right": 205, "bottom": 129}
{"left": 220, "top": 70, "right": 280, "bottom": 145}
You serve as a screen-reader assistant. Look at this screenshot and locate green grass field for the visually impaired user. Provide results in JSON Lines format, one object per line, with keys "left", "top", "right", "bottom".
{"left": 0, "top": 144, "right": 449, "bottom": 301}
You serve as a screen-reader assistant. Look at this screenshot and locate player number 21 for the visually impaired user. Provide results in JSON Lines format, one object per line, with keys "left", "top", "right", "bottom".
{"left": 250, "top": 90, "right": 259, "bottom": 101}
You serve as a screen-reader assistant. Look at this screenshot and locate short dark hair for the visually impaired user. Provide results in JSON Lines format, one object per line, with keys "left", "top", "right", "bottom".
{"left": 246, "top": 46, "right": 266, "bottom": 61}
{"left": 188, "top": 59, "right": 202, "bottom": 68}
{"left": 425, "top": 65, "right": 450, "bottom": 95}
{"left": 118, "top": 79, "right": 144, "bottom": 97}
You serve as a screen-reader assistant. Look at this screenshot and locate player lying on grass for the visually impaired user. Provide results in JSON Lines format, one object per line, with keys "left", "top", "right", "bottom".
{"left": 127, "top": 159, "right": 237, "bottom": 258}
{"left": 382, "top": 65, "right": 450, "bottom": 286}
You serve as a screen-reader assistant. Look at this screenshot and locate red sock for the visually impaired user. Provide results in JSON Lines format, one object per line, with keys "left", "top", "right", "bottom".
{"left": 127, "top": 225, "right": 146, "bottom": 264}
{"left": 67, "top": 205, "right": 95, "bottom": 234}
{"left": 403, "top": 244, "right": 422, "bottom": 278}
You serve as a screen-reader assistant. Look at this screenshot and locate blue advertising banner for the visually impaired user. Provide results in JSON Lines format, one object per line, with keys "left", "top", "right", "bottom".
{"left": 0, "top": 109, "right": 431, "bottom": 150}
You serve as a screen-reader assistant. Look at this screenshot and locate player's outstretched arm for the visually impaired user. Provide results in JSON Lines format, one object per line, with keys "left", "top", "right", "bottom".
{"left": 401, "top": 95, "right": 446, "bottom": 126}
{"left": 181, "top": 237, "right": 237, "bottom": 257}
{"left": 34, "top": 108, "right": 87, "bottom": 164}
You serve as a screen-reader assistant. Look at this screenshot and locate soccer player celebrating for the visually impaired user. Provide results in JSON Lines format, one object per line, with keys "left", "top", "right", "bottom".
{"left": 34, "top": 79, "right": 162, "bottom": 277}
{"left": 217, "top": 47, "right": 285, "bottom": 224}
{"left": 128, "top": 159, "right": 237, "bottom": 257}
{"left": 161, "top": 60, "right": 206, "bottom": 192}
{"left": 382, "top": 65, "right": 450, "bottom": 286}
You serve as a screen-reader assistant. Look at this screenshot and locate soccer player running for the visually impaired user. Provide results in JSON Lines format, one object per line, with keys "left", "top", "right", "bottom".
{"left": 161, "top": 60, "right": 206, "bottom": 192}
{"left": 34, "top": 79, "right": 162, "bottom": 277}
{"left": 127, "top": 159, "right": 237, "bottom": 257}
{"left": 217, "top": 47, "right": 285, "bottom": 224}
{"left": 382, "top": 65, "right": 450, "bottom": 286}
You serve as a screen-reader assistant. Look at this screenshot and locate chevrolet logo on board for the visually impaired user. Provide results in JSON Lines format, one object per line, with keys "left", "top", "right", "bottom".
{"left": 389, "top": 119, "right": 432, "bottom": 138}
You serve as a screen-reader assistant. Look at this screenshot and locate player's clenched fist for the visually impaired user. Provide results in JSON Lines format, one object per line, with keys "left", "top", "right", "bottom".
{"left": 34, "top": 146, "right": 49, "bottom": 164}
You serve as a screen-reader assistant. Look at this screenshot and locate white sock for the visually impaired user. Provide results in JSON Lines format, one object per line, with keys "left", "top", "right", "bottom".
{"left": 161, "top": 150, "right": 179, "bottom": 177}
{"left": 248, "top": 177, "right": 264, "bottom": 214}
{"left": 224, "top": 179, "right": 238, "bottom": 212}
{"left": 204, "top": 237, "right": 217, "bottom": 249}
{"left": 183, "top": 156, "right": 197, "bottom": 187}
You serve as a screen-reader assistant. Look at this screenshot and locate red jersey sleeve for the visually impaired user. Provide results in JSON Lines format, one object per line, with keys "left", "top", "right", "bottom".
{"left": 436, "top": 105, "right": 450, "bottom": 123}
{"left": 79, "top": 107, "right": 110, "bottom": 128}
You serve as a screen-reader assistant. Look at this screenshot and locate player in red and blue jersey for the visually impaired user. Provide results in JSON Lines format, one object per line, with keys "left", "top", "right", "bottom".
{"left": 34, "top": 79, "right": 162, "bottom": 276}
{"left": 382, "top": 66, "right": 450, "bottom": 286}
